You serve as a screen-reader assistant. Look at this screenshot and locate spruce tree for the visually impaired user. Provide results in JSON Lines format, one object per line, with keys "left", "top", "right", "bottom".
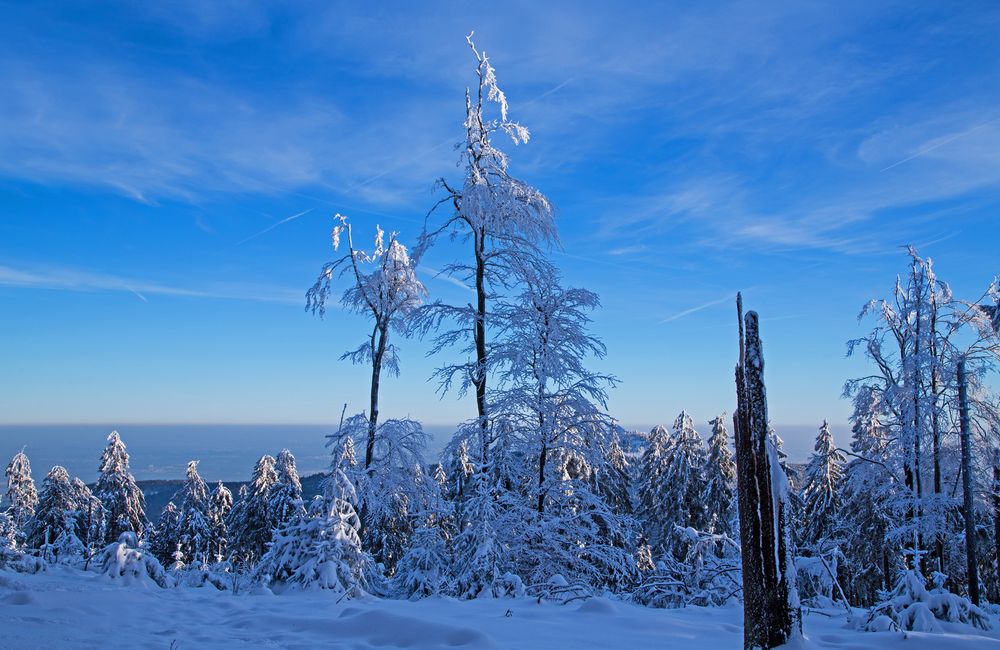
{"left": 95, "top": 431, "right": 146, "bottom": 542}
{"left": 207, "top": 481, "right": 233, "bottom": 563}
{"left": 175, "top": 460, "right": 212, "bottom": 564}
{"left": 658, "top": 411, "right": 709, "bottom": 555}
{"left": 800, "top": 421, "right": 845, "bottom": 549}
{"left": 150, "top": 501, "right": 182, "bottom": 566}
{"left": 636, "top": 424, "right": 673, "bottom": 550}
{"left": 703, "top": 415, "right": 736, "bottom": 537}
{"left": 269, "top": 449, "right": 304, "bottom": 530}
{"left": 3, "top": 451, "right": 38, "bottom": 549}
{"left": 228, "top": 454, "right": 277, "bottom": 564}
{"left": 26, "top": 466, "right": 76, "bottom": 551}
{"left": 599, "top": 431, "right": 633, "bottom": 515}
{"left": 70, "top": 477, "right": 104, "bottom": 557}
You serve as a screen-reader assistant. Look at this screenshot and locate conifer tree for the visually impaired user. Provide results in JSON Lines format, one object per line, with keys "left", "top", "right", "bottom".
{"left": 95, "top": 431, "right": 146, "bottom": 542}
{"left": 26, "top": 465, "right": 76, "bottom": 552}
{"left": 658, "top": 412, "right": 709, "bottom": 554}
{"left": 207, "top": 481, "right": 232, "bottom": 563}
{"left": 175, "top": 460, "right": 212, "bottom": 564}
{"left": 70, "top": 477, "right": 104, "bottom": 557}
{"left": 151, "top": 502, "right": 182, "bottom": 566}
{"left": 800, "top": 421, "right": 845, "bottom": 549}
{"left": 256, "top": 445, "right": 366, "bottom": 595}
{"left": 228, "top": 454, "right": 278, "bottom": 564}
{"left": 3, "top": 451, "right": 38, "bottom": 549}
{"left": 703, "top": 415, "right": 736, "bottom": 537}
{"left": 269, "top": 449, "right": 304, "bottom": 530}
{"left": 636, "top": 424, "right": 673, "bottom": 550}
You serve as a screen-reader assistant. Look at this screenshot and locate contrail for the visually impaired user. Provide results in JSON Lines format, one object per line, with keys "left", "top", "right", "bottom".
{"left": 660, "top": 294, "right": 735, "bottom": 324}
{"left": 881, "top": 121, "right": 993, "bottom": 172}
{"left": 235, "top": 208, "right": 314, "bottom": 246}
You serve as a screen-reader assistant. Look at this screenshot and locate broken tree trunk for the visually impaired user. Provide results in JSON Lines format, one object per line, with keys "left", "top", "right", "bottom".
{"left": 733, "top": 293, "right": 801, "bottom": 649}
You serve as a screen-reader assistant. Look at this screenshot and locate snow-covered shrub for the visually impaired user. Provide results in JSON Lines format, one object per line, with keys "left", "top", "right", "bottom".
{"left": 171, "top": 560, "right": 229, "bottom": 590}
{"left": 94, "top": 532, "right": 172, "bottom": 588}
{"left": 862, "top": 569, "right": 991, "bottom": 632}
{"left": 632, "top": 528, "right": 742, "bottom": 608}
{"left": 795, "top": 547, "right": 846, "bottom": 608}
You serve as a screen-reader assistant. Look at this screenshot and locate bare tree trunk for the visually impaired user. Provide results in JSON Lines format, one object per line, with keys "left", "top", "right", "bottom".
{"left": 733, "top": 294, "right": 800, "bottom": 649}
{"left": 958, "top": 358, "right": 980, "bottom": 604}
{"left": 366, "top": 322, "right": 388, "bottom": 470}
{"left": 474, "top": 229, "right": 489, "bottom": 466}
{"left": 993, "top": 448, "right": 1000, "bottom": 601}
{"left": 930, "top": 295, "right": 944, "bottom": 574}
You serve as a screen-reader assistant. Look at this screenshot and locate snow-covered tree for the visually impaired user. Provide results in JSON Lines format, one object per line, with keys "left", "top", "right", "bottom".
{"left": 95, "top": 431, "right": 146, "bottom": 543}
{"left": 2, "top": 451, "right": 38, "bottom": 549}
{"left": 654, "top": 412, "right": 709, "bottom": 556}
{"left": 308, "top": 216, "right": 429, "bottom": 573}
{"left": 174, "top": 460, "right": 212, "bottom": 564}
{"left": 269, "top": 449, "right": 304, "bottom": 529}
{"left": 598, "top": 430, "right": 633, "bottom": 515}
{"left": 307, "top": 217, "right": 426, "bottom": 473}
{"left": 839, "top": 387, "right": 898, "bottom": 604}
{"left": 95, "top": 531, "right": 172, "bottom": 588}
{"left": 256, "top": 455, "right": 366, "bottom": 596}
{"left": 70, "top": 477, "right": 104, "bottom": 558}
{"left": 800, "top": 421, "right": 845, "bottom": 549}
{"left": 636, "top": 424, "right": 673, "bottom": 550}
{"left": 703, "top": 415, "right": 736, "bottom": 537}
{"left": 393, "top": 518, "right": 448, "bottom": 599}
{"left": 26, "top": 466, "right": 76, "bottom": 552}
{"left": 449, "top": 472, "right": 506, "bottom": 598}
{"left": 150, "top": 501, "right": 182, "bottom": 566}
{"left": 413, "top": 34, "right": 558, "bottom": 469}
{"left": 490, "top": 273, "right": 617, "bottom": 515}
{"left": 207, "top": 481, "right": 232, "bottom": 563}
{"left": 228, "top": 455, "right": 278, "bottom": 565}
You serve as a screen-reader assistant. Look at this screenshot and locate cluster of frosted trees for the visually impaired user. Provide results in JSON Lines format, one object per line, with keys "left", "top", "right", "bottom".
{"left": 1, "top": 37, "right": 998, "bottom": 639}
{"left": 0, "top": 432, "right": 145, "bottom": 568}
{"left": 800, "top": 249, "right": 1000, "bottom": 615}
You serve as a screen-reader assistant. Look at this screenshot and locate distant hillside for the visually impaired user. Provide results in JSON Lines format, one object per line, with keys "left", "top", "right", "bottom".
{"left": 138, "top": 472, "right": 327, "bottom": 519}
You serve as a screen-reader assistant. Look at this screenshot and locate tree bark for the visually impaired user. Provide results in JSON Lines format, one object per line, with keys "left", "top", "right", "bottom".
{"left": 733, "top": 294, "right": 800, "bottom": 649}
{"left": 957, "top": 358, "right": 980, "bottom": 604}
{"left": 474, "top": 228, "right": 489, "bottom": 465}
{"left": 993, "top": 448, "right": 1000, "bottom": 602}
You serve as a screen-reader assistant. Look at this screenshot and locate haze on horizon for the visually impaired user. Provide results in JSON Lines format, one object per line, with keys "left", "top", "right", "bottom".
{"left": 2, "top": 1, "right": 1000, "bottom": 459}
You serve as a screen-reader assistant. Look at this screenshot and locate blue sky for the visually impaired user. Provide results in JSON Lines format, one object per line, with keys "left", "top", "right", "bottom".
{"left": 1, "top": 1, "right": 999, "bottom": 451}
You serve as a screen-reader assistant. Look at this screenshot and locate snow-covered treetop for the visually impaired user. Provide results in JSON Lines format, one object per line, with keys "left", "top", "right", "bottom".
{"left": 3, "top": 451, "right": 37, "bottom": 518}
{"left": 275, "top": 449, "right": 302, "bottom": 496}
{"left": 99, "top": 431, "right": 131, "bottom": 475}
{"left": 307, "top": 215, "right": 426, "bottom": 376}
{"left": 415, "top": 34, "right": 557, "bottom": 271}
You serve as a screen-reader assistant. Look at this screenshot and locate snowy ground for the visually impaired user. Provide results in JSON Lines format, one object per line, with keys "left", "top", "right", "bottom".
{"left": 2, "top": 566, "right": 1000, "bottom": 649}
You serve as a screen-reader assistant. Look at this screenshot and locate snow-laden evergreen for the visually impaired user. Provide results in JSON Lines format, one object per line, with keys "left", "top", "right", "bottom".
{"left": 255, "top": 446, "right": 367, "bottom": 596}
{"left": 95, "top": 431, "right": 146, "bottom": 543}
{"left": 2, "top": 451, "right": 38, "bottom": 549}
{"left": 207, "top": 481, "right": 232, "bottom": 563}
{"left": 269, "top": 449, "right": 304, "bottom": 530}
{"left": 228, "top": 454, "right": 278, "bottom": 565}
{"left": 26, "top": 466, "right": 76, "bottom": 553}
{"left": 703, "top": 415, "right": 736, "bottom": 537}
{"left": 800, "top": 421, "right": 845, "bottom": 549}
{"left": 658, "top": 412, "right": 709, "bottom": 556}
{"left": 172, "top": 460, "right": 212, "bottom": 564}
{"left": 636, "top": 424, "right": 673, "bottom": 549}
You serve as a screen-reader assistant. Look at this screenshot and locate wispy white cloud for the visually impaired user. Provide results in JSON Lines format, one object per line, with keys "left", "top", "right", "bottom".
{"left": 0, "top": 263, "right": 302, "bottom": 305}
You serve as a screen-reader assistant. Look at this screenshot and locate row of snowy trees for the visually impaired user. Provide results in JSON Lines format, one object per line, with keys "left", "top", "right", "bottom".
{"left": 1, "top": 432, "right": 145, "bottom": 564}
